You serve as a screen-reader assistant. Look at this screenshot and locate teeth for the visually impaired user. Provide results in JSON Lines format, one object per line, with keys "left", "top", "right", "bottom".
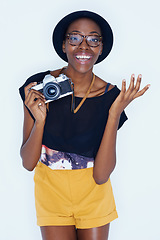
{"left": 76, "top": 55, "right": 91, "bottom": 59}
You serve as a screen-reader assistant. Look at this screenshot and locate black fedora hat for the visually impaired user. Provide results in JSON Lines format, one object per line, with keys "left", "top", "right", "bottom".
{"left": 52, "top": 10, "right": 114, "bottom": 64}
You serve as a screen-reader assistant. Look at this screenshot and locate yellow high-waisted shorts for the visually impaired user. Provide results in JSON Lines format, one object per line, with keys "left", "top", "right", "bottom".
{"left": 34, "top": 161, "right": 118, "bottom": 229}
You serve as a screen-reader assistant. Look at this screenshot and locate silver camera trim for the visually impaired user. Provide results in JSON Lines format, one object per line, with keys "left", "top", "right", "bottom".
{"left": 31, "top": 74, "right": 73, "bottom": 103}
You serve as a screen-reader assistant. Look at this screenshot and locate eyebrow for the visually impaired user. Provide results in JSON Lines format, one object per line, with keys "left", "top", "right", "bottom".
{"left": 89, "top": 31, "right": 100, "bottom": 35}
{"left": 69, "top": 30, "right": 101, "bottom": 35}
{"left": 70, "top": 30, "right": 81, "bottom": 33}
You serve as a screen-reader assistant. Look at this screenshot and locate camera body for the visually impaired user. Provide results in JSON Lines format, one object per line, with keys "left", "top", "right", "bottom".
{"left": 32, "top": 74, "right": 73, "bottom": 103}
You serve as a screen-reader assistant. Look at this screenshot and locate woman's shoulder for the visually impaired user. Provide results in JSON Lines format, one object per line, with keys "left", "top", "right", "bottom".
{"left": 90, "top": 75, "right": 115, "bottom": 97}
{"left": 96, "top": 75, "right": 115, "bottom": 90}
{"left": 21, "top": 69, "right": 62, "bottom": 87}
{"left": 19, "top": 70, "right": 51, "bottom": 102}
{"left": 23, "top": 70, "right": 50, "bottom": 85}
{"left": 50, "top": 68, "right": 63, "bottom": 77}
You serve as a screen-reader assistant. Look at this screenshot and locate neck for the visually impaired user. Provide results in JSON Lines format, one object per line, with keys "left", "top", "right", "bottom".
{"left": 63, "top": 65, "right": 94, "bottom": 95}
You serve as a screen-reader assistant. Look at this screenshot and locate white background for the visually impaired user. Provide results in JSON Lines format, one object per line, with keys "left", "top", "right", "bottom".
{"left": 1, "top": 0, "right": 160, "bottom": 239}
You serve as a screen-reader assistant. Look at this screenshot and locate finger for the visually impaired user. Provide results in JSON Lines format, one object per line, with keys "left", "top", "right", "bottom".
{"left": 134, "top": 74, "right": 142, "bottom": 91}
{"left": 30, "top": 99, "right": 46, "bottom": 113}
{"left": 121, "top": 79, "right": 126, "bottom": 93}
{"left": 129, "top": 74, "right": 142, "bottom": 99}
{"left": 25, "top": 91, "right": 38, "bottom": 106}
{"left": 30, "top": 89, "right": 46, "bottom": 100}
{"left": 24, "top": 82, "right": 37, "bottom": 97}
{"left": 133, "top": 84, "right": 150, "bottom": 99}
{"left": 25, "top": 91, "right": 46, "bottom": 107}
{"left": 25, "top": 89, "right": 46, "bottom": 103}
{"left": 35, "top": 99, "right": 47, "bottom": 115}
{"left": 127, "top": 74, "right": 135, "bottom": 93}
{"left": 34, "top": 98, "right": 46, "bottom": 107}
{"left": 30, "top": 92, "right": 46, "bottom": 104}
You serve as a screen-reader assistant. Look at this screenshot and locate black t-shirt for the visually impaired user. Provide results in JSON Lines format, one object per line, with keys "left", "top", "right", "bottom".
{"left": 19, "top": 70, "right": 128, "bottom": 158}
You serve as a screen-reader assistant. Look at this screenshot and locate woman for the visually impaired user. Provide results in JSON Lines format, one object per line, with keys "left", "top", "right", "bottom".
{"left": 19, "top": 10, "right": 150, "bottom": 240}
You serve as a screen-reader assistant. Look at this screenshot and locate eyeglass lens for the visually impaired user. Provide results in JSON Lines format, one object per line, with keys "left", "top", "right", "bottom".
{"left": 67, "top": 34, "right": 101, "bottom": 47}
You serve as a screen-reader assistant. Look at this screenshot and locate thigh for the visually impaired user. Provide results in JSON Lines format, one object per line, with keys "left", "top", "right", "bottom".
{"left": 40, "top": 225, "right": 77, "bottom": 240}
{"left": 77, "top": 224, "right": 110, "bottom": 240}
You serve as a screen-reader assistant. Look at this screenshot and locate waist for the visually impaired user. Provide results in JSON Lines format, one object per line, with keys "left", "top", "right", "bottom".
{"left": 40, "top": 145, "right": 94, "bottom": 170}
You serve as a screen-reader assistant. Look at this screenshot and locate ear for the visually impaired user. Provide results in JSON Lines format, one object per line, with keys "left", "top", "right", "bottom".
{"left": 99, "top": 43, "right": 103, "bottom": 55}
{"left": 62, "top": 41, "right": 66, "bottom": 53}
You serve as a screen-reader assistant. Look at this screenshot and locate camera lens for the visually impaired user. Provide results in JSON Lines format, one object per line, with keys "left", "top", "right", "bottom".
{"left": 43, "top": 82, "right": 61, "bottom": 100}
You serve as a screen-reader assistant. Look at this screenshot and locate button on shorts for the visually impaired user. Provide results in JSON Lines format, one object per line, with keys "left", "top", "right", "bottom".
{"left": 34, "top": 161, "right": 118, "bottom": 229}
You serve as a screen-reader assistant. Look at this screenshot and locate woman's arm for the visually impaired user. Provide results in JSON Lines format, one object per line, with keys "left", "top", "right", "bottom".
{"left": 93, "top": 74, "right": 150, "bottom": 184}
{"left": 20, "top": 82, "right": 47, "bottom": 171}
{"left": 93, "top": 113, "right": 119, "bottom": 185}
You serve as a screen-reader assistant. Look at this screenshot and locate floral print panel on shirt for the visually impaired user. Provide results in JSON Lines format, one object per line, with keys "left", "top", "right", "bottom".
{"left": 40, "top": 145, "right": 94, "bottom": 170}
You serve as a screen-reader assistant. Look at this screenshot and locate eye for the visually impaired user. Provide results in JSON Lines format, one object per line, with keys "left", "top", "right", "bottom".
{"left": 88, "top": 36, "right": 99, "bottom": 42}
{"left": 69, "top": 34, "right": 80, "bottom": 41}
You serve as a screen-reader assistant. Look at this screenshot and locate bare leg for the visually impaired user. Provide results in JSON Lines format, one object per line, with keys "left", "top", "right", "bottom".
{"left": 40, "top": 225, "right": 77, "bottom": 240}
{"left": 77, "top": 223, "right": 110, "bottom": 240}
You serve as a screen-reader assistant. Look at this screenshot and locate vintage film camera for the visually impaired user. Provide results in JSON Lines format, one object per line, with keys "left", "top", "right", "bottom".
{"left": 32, "top": 74, "right": 73, "bottom": 103}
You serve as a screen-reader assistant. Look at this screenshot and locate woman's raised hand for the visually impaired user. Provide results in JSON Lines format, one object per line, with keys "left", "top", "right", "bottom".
{"left": 109, "top": 74, "right": 150, "bottom": 119}
{"left": 24, "top": 82, "right": 47, "bottom": 123}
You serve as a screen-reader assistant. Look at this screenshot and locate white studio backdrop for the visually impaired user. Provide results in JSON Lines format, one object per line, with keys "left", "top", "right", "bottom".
{"left": 0, "top": 0, "right": 160, "bottom": 239}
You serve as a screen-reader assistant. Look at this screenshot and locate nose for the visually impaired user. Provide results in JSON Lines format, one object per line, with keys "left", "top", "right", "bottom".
{"left": 79, "top": 37, "right": 89, "bottom": 49}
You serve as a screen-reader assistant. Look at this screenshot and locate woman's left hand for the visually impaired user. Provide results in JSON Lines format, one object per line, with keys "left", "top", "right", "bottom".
{"left": 109, "top": 74, "right": 150, "bottom": 119}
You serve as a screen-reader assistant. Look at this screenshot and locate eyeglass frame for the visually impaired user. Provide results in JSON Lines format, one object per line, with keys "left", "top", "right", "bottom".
{"left": 65, "top": 33, "right": 103, "bottom": 47}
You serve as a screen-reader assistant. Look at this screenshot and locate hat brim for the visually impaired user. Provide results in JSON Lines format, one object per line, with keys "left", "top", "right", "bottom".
{"left": 52, "top": 10, "right": 113, "bottom": 64}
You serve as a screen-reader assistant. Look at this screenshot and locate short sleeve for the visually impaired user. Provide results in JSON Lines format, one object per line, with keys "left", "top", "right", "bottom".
{"left": 19, "top": 70, "right": 50, "bottom": 119}
{"left": 118, "top": 110, "right": 128, "bottom": 130}
{"left": 19, "top": 70, "right": 50, "bottom": 102}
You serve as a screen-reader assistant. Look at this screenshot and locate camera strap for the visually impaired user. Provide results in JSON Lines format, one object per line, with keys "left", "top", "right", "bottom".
{"left": 60, "top": 67, "right": 95, "bottom": 114}
{"left": 70, "top": 81, "right": 75, "bottom": 112}
{"left": 73, "top": 73, "right": 95, "bottom": 114}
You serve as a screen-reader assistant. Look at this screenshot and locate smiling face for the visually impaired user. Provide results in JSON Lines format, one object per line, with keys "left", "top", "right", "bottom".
{"left": 62, "top": 18, "right": 103, "bottom": 74}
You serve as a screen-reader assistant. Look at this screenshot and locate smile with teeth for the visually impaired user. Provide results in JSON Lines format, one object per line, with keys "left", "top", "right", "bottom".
{"left": 75, "top": 55, "right": 91, "bottom": 60}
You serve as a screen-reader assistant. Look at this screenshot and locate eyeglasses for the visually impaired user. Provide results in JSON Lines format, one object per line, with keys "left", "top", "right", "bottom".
{"left": 66, "top": 33, "right": 102, "bottom": 47}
